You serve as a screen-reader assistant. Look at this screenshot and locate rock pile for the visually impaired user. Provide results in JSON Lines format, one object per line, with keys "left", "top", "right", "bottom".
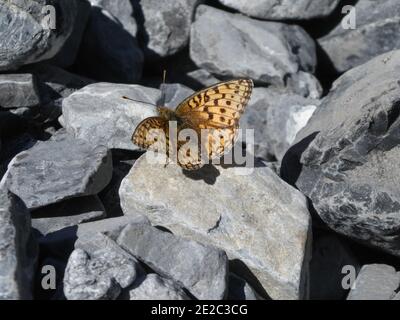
{"left": 1, "top": 0, "right": 400, "bottom": 300}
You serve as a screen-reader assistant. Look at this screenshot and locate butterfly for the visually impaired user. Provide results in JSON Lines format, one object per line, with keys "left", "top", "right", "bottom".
{"left": 128, "top": 79, "right": 253, "bottom": 170}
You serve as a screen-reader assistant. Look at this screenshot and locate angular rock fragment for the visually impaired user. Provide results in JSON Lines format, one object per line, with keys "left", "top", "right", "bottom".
{"left": 117, "top": 222, "right": 229, "bottom": 300}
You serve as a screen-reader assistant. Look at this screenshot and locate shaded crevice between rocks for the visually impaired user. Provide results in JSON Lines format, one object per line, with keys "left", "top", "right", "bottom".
{"left": 280, "top": 131, "right": 319, "bottom": 186}
{"left": 387, "top": 100, "right": 400, "bottom": 130}
{"left": 229, "top": 259, "right": 271, "bottom": 300}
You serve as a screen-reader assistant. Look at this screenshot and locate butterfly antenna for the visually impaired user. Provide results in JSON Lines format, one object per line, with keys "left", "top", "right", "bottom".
{"left": 122, "top": 96, "right": 157, "bottom": 107}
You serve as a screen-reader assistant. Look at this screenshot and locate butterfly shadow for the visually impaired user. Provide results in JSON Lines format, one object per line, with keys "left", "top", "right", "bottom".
{"left": 218, "top": 154, "right": 268, "bottom": 170}
{"left": 182, "top": 164, "right": 221, "bottom": 185}
{"left": 182, "top": 152, "right": 269, "bottom": 185}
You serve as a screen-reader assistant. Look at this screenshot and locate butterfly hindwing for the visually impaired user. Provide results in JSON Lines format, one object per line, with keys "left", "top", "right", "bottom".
{"left": 132, "top": 117, "right": 169, "bottom": 153}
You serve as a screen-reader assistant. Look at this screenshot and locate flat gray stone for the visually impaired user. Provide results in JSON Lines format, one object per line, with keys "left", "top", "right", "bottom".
{"left": 128, "top": 274, "right": 190, "bottom": 300}
{"left": 0, "top": 74, "right": 40, "bottom": 109}
{"left": 218, "top": 0, "right": 340, "bottom": 20}
{"left": 281, "top": 50, "right": 400, "bottom": 256}
{"left": 24, "top": 64, "right": 94, "bottom": 101}
{"left": 117, "top": 222, "right": 229, "bottom": 300}
{"left": 77, "top": 215, "right": 151, "bottom": 241}
{"left": 20, "top": 64, "right": 94, "bottom": 123}
{"left": 319, "top": 0, "right": 400, "bottom": 73}
{"left": 240, "top": 87, "right": 318, "bottom": 161}
{"left": 266, "top": 92, "right": 318, "bottom": 161}
{"left": 32, "top": 196, "right": 106, "bottom": 235}
{"left": 190, "top": 5, "right": 317, "bottom": 87}
{"left": 119, "top": 153, "right": 311, "bottom": 300}
{"left": 347, "top": 264, "right": 400, "bottom": 300}
{"left": 0, "top": 0, "right": 80, "bottom": 71}
{"left": 37, "top": 215, "right": 151, "bottom": 270}
{"left": 0, "top": 188, "right": 37, "bottom": 299}
{"left": 62, "top": 83, "right": 159, "bottom": 150}
{"left": 64, "top": 233, "right": 141, "bottom": 300}
{"left": 135, "top": 0, "right": 201, "bottom": 59}
{"left": 0, "top": 132, "right": 112, "bottom": 210}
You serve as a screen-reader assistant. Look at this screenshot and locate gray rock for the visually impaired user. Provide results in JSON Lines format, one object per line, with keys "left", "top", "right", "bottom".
{"left": 117, "top": 222, "right": 229, "bottom": 300}
{"left": 128, "top": 273, "right": 191, "bottom": 300}
{"left": 161, "top": 83, "right": 194, "bottom": 109}
{"left": 310, "top": 233, "right": 360, "bottom": 300}
{"left": 319, "top": 0, "right": 400, "bottom": 73}
{"left": 190, "top": 5, "right": 317, "bottom": 87}
{"left": 185, "top": 69, "right": 221, "bottom": 89}
{"left": 38, "top": 215, "right": 151, "bottom": 264}
{"left": 64, "top": 236, "right": 140, "bottom": 300}
{"left": 135, "top": 0, "right": 201, "bottom": 59}
{"left": 186, "top": 69, "right": 322, "bottom": 99}
{"left": 0, "top": 188, "right": 37, "bottom": 299}
{"left": 239, "top": 88, "right": 273, "bottom": 161}
{"left": 32, "top": 196, "right": 106, "bottom": 236}
{"left": 24, "top": 64, "right": 94, "bottom": 101}
{"left": 119, "top": 153, "right": 311, "bottom": 300}
{"left": 62, "top": 83, "right": 159, "bottom": 150}
{"left": 78, "top": 6, "right": 143, "bottom": 83}
{"left": 0, "top": 132, "right": 112, "bottom": 210}
{"left": 77, "top": 215, "right": 151, "bottom": 241}
{"left": 0, "top": 0, "right": 80, "bottom": 71}
{"left": 228, "top": 273, "right": 263, "bottom": 300}
{"left": 281, "top": 50, "right": 400, "bottom": 256}
{"left": 266, "top": 92, "right": 318, "bottom": 161}
{"left": 219, "top": 0, "right": 340, "bottom": 20}
{"left": 0, "top": 74, "right": 40, "bottom": 109}
{"left": 286, "top": 71, "right": 323, "bottom": 100}
{"left": 347, "top": 264, "right": 400, "bottom": 300}
{"left": 240, "top": 87, "right": 318, "bottom": 161}
{"left": 21, "top": 64, "right": 94, "bottom": 122}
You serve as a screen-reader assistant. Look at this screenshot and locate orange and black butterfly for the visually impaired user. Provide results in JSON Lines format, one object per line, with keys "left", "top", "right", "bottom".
{"left": 125, "top": 79, "right": 253, "bottom": 170}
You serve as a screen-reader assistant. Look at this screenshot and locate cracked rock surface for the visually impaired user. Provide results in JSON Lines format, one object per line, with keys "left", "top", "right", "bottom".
{"left": 119, "top": 152, "right": 311, "bottom": 300}
{"left": 282, "top": 50, "right": 400, "bottom": 256}
{"left": 190, "top": 5, "right": 317, "bottom": 88}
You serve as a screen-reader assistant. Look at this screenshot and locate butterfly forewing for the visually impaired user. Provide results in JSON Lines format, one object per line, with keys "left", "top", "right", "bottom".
{"left": 175, "top": 79, "right": 253, "bottom": 162}
{"left": 175, "top": 79, "right": 253, "bottom": 129}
